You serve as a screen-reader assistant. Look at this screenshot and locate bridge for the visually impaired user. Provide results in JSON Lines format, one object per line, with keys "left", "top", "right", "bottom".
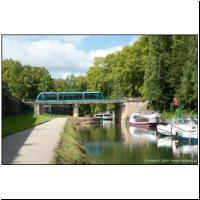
{"left": 25, "top": 98, "right": 148, "bottom": 122}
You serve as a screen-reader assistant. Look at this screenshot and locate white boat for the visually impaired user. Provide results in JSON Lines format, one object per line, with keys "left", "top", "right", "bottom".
{"left": 129, "top": 111, "right": 162, "bottom": 128}
{"left": 172, "top": 123, "right": 198, "bottom": 142}
{"left": 157, "top": 118, "right": 198, "bottom": 142}
{"left": 157, "top": 124, "right": 173, "bottom": 136}
{"left": 94, "top": 113, "right": 113, "bottom": 120}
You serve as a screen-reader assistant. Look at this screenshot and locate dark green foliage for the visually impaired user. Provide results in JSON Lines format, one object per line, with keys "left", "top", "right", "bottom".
{"left": 142, "top": 35, "right": 198, "bottom": 111}
{"left": 2, "top": 59, "right": 52, "bottom": 100}
{"left": 142, "top": 36, "right": 173, "bottom": 111}
{"left": 177, "top": 36, "right": 198, "bottom": 110}
{"left": 2, "top": 35, "right": 198, "bottom": 112}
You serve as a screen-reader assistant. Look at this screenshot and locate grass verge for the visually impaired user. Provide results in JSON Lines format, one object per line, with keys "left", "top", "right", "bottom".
{"left": 2, "top": 114, "right": 52, "bottom": 137}
{"left": 53, "top": 119, "right": 89, "bottom": 164}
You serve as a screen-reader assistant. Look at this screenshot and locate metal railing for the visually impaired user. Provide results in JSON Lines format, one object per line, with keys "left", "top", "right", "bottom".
{"left": 25, "top": 99, "right": 125, "bottom": 105}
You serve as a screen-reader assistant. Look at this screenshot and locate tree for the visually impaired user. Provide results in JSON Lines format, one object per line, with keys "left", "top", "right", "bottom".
{"left": 142, "top": 36, "right": 173, "bottom": 111}
{"left": 2, "top": 59, "right": 52, "bottom": 100}
{"left": 2, "top": 35, "right": 197, "bottom": 113}
{"left": 177, "top": 35, "right": 198, "bottom": 110}
{"left": 2, "top": 59, "right": 24, "bottom": 98}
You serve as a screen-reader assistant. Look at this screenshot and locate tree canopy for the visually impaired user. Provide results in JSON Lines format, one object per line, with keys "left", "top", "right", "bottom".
{"left": 2, "top": 59, "right": 52, "bottom": 100}
{"left": 2, "top": 35, "right": 198, "bottom": 112}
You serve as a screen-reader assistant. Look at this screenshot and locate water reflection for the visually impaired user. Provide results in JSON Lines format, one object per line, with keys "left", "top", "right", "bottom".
{"left": 79, "top": 121, "right": 198, "bottom": 164}
{"left": 101, "top": 120, "right": 115, "bottom": 129}
{"left": 129, "top": 126, "right": 157, "bottom": 143}
{"left": 157, "top": 137, "right": 198, "bottom": 159}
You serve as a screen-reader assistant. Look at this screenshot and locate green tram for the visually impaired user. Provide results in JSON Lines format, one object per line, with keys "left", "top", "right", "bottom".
{"left": 36, "top": 92, "right": 104, "bottom": 102}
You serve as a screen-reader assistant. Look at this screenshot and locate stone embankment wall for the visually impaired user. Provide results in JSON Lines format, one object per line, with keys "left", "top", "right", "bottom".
{"left": 2, "top": 82, "right": 30, "bottom": 116}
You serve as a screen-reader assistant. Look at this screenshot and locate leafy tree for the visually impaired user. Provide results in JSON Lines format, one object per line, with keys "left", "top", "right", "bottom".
{"left": 2, "top": 35, "right": 198, "bottom": 113}
{"left": 177, "top": 35, "right": 198, "bottom": 110}
{"left": 142, "top": 36, "right": 173, "bottom": 111}
{"left": 2, "top": 59, "right": 52, "bottom": 100}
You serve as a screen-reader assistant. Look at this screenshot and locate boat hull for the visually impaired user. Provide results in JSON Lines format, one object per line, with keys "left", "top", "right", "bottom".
{"left": 175, "top": 136, "right": 198, "bottom": 144}
{"left": 173, "top": 128, "right": 198, "bottom": 142}
{"left": 157, "top": 123, "right": 198, "bottom": 142}
{"left": 157, "top": 124, "right": 173, "bottom": 136}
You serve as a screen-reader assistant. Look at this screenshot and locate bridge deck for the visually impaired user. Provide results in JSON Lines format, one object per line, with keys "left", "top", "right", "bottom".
{"left": 25, "top": 99, "right": 125, "bottom": 105}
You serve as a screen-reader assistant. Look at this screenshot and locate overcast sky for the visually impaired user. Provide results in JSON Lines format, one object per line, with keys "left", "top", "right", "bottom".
{"left": 2, "top": 35, "right": 138, "bottom": 78}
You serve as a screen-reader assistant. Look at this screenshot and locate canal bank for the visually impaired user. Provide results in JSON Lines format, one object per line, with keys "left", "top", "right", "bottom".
{"left": 53, "top": 117, "right": 100, "bottom": 164}
{"left": 53, "top": 116, "right": 198, "bottom": 165}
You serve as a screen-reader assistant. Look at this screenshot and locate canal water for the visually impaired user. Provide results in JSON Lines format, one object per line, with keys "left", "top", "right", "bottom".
{"left": 79, "top": 121, "right": 198, "bottom": 164}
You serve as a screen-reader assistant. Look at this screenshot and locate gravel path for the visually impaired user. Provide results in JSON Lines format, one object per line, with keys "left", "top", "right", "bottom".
{"left": 2, "top": 118, "right": 67, "bottom": 164}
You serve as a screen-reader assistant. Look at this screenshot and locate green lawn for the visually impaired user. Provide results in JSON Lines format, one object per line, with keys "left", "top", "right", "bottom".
{"left": 2, "top": 114, "right": 52, "bottom": 137}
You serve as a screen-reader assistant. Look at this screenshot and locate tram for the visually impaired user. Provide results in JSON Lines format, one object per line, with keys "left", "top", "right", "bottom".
{"left": 36, "top": 92, "right": 103, "bottom": 102}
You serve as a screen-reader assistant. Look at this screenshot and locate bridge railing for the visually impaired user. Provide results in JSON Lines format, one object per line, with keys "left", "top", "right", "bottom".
{"left": 25, "top": 99, "right": 125, "bottom": 105}
{"left": 122, "top": 97, "right": 142, "bottom": 102}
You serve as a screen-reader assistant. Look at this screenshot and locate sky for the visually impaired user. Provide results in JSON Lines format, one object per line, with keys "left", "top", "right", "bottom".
{"left": 2, "top": 35, "right": 138, "bottom": 78}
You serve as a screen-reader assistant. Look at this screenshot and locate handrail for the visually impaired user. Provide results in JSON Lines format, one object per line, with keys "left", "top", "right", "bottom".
{"left": 25, "top": 99, "right": 125, "bottom": 105}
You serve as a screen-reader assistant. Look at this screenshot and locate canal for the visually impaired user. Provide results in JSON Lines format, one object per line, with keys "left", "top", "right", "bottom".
{"left": 79, "top": 121, "right": 198, "bottom": 164}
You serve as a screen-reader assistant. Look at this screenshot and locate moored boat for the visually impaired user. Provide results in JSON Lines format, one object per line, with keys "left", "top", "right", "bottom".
{"left": 157, "top": 118, "right": 198, "bottom": 142}
{"left": 157, "top": 124, "right": 173, "bottom": 136}
{"left": 172, "top": 123, "right": 198, "bottom": 143}
{"left": 129, "top": 111, "right": 162, "bottom": 128}
{"left": 94, "top": 113, "right": 113, "bottom": 120}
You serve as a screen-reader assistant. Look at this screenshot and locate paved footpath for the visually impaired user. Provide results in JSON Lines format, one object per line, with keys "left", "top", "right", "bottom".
{"left": 2, "top": 118, "right": 67, "bottom": 164}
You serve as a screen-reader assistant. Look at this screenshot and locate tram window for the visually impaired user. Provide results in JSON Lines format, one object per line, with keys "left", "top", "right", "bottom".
{"left": 84, "top": 93, "right": 99, "bottom": 99}
{"left": 59, "top": 93, "right": 83, "bottom": 100}
{"left": 38, "top": 94, "right": 44, "bottom": 100}
{"left": 95, "top": 93, "right": 102, "bottom": 99}
{"left": 44, "top": 94, "right": 57, "bottom": 100}
{"left": 74, "top": 94, "right": 83, "bottom": 99}
{"left": 59, "top": 94, "right": 73, "bottom": 100}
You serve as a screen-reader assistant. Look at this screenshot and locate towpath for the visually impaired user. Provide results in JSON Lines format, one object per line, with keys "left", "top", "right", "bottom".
{"left": 2, "top": 118, "right": 67, "bottom": 164}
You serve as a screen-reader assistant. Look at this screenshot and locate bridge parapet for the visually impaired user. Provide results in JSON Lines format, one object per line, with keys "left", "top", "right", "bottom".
{"left": 32, "top": 99, "right": 149, "bottom": 120}
{"left": 27, "top": 99, "right": 125, "bottom": 105}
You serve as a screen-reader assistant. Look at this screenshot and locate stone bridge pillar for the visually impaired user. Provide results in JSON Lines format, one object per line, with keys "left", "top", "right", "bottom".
{"left": 34, "top": 104, "right": 44, "bottom": 115}
{"left": 73, "top": 104, "right": 80, "bottom": 117}
{"left": 114, "top": 103, "right": 126, "bottom": 122}
{"left": 114, "top": 101, "right": 149, "bottom": 122}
